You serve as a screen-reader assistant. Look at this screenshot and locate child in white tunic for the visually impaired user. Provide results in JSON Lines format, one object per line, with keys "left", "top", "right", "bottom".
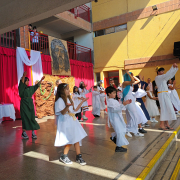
{"left": 122, "top": 71, "right": 144, "bottom": 137}
{"left": 72, "top": 86, "right": 83, "bottom": 122}
{"left": 92, "top": 86, "right": 101, "bottom": 117}
{"left": 105, "top": 86, "right": 130, "bottom": 152}
{"left": 167, "top": 79, "right": 180, "bottom": 115}
{"left": 79, "top": 81, "right": 92, "bottom": 120}
{"left": 155, "top": 64, "right": 178, "bottom": 130}
{"left": 54, "top": 83, "right": 88, "bottom": 165}
{"left": 145, "top": 85, "right": 160, "bottom": 122}
{"left": 97, "top": 81, "right": 107, "bottom": 114}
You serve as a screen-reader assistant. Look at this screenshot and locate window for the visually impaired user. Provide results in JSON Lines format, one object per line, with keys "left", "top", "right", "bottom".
{"left": 115, "top": 24, "right": 127, "bottom": 32}
{"left": 105, "top": 27, "right": 115, "bottom": 34}
{"left": 94, "top": 30, "right": 105, "bottom": 37}
{"left": 94, "top": 24, "right": 127, "bottom": 37}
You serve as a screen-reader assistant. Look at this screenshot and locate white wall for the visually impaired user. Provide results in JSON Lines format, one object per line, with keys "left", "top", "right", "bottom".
{"left": 61, "top": 29, "right": 94, "bottom": 50}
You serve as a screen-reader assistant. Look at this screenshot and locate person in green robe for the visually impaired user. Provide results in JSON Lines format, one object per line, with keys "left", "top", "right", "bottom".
{"left": 18, "top": 71, "right": 45, "bottom": 139}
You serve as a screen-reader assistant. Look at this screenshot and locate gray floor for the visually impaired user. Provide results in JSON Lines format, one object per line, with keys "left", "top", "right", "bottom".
{"left": 0, "top": 111, "right": 180, "bottom": 180}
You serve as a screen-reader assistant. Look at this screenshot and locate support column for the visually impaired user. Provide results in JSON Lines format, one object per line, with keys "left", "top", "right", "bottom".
{"left": 119, "top": 69, "right": 123, "bottom": 84}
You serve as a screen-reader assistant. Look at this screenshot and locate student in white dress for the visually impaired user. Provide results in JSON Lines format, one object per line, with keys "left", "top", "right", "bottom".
{"left": 155, "top": 64, "right": 178, "bottom": 130}
{"left": 72, "top": 86, "right": 84, "bottom": 122}
{"left": 79, "top": 81, "right": 92, "bottom": 120}
{"left": 105, "top": 86, "right": 131, "bottom": 152}
{"left": 54, "top": 79, "right": 62, "bottom": 96}
{"left": 97, "top": 81, "right": 107, "bottom": 114}
{"left": 167, "top": 79, "right": 180, "bottom": 115}
{"left": 122, "top": 70, "right": 144, "bottom": 137}
{"left": 92, "top": 86, "right": 101, "bottom": 117}
{"left": 54, "top": 83, "right": 88, "bottom": 165}
{"left": 145, "top": 85, "right": 160, "bottom": 123}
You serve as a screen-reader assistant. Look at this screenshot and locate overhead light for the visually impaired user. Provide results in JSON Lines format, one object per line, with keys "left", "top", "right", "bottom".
{"left": 95, "top": 0, "right": 98, "bottom": 2}
{"left": 152, "top": 5, "right": 158, "bottom": 11}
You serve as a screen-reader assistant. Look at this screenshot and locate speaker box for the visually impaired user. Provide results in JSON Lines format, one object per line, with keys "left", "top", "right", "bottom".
{"left": 173, "top": 41, "right": 180, "bottom": 56}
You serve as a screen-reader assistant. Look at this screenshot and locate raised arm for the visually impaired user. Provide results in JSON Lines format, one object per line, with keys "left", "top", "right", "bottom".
{"left": 158, "top": 64, "right": 178, "bottom": 81}
{"left": 133, "top": 76, "right": 140, "bottom": 85}
{"left": 21, "top": 71, "right": 27, "bottom": 83}
{"left": 122, "top": 70, "right": 135, "bottom": 87}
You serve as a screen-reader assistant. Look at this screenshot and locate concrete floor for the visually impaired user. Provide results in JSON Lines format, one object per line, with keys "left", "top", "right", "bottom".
{"left": 0, "top": 111, "right": 180, "bottom": 180}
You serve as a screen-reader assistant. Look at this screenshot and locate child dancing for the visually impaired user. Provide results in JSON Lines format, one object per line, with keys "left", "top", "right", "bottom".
{"left": 145, "top": 85, "right": 159, "bottom": 123}
{"left": 106, "top": 86, "right": 131, "bottom": 152}
{"left": 79, "top": 81, "right": 91, "bottom": 120}
{"left": 54, "top": 83, "right": 88, "bottom": 165}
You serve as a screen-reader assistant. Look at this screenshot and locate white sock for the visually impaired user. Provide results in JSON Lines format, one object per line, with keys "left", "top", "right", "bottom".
{"left": 139, "top": 128, "right": 142, "bottom": 130}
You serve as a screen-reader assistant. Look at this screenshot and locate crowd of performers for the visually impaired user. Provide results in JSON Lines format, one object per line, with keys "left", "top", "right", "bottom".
{"left": 18, "top": 63, "right": 180, "bottom": 165}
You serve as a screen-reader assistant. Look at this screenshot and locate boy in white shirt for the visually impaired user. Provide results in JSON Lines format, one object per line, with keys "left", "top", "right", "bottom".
{"left": 105, "top": 86, "right": 131, "bottom": 152}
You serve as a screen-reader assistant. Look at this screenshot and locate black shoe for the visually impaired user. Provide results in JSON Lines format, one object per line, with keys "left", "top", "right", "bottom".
{"left": 115, "top": 146, "right": 127, "bottom": 152}
{"left": 21, "top": 132, "right": 29, "bottom": 139}
{"left": 139, "top": 128, "right": 147, "bottom": 133}
{"left": 60, "top": 154, "right": 72, "bottom": 164}
{"left": 76, "top": 154, "right": 86, "bottom": 166}
{"left": 144, "top": 123, "right": 150, "bottom": 127}
{"left": 93, "top": 115, "right": 100, "bottom": 118}
{"left": 110, "top": 137, "right": 116, "bottom": 144}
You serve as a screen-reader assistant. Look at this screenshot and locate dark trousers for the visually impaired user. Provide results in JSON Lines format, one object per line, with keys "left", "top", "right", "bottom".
{"left": 75, "top": 112, "right": 82, "bottom": 120}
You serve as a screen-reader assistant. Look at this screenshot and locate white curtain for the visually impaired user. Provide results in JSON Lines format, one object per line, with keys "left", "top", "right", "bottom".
{"left": 16, "top": 47, "right": 43, "bottom": 85}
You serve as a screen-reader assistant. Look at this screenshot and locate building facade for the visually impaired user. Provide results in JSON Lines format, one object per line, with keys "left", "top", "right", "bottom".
{"left": 92, "top": 0, "right": 180, "bottom": 94}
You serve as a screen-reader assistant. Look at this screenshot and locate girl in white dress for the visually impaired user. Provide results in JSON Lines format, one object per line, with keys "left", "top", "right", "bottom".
{"left": 105, "top": 86, "right": 131, "bottom": 152}
{"left": 92, "top": 86, "right": 101, "bottom": 117}
{"left": 79, "top": 81, "right": 92, "bottom": 120}
{"left": 155, "top": 64, "right": 178, "bottom": 130}
{"left": 72, "top": 86, "right": 83, "bottom": 122}
{"left": 97, "top": 81, "right": 107, "bottom": 114}
{"left": 54, "top": 83, "right": 88, "bottom": 165}
{"left": 145, "top": 85, "right": 160, "bottom": 122}
{"left": 167, "top": 79, "right": 180, "bottom": 115}
{"left": 122, "top": 71, "right": 144, "bottom": 137}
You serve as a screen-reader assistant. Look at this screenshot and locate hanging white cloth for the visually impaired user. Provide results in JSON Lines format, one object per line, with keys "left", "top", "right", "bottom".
{"left": 16, "top": 47, "right": 43, "bottom": 85}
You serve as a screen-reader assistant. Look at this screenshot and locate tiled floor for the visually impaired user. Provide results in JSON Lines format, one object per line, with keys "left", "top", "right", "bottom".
{"left": 0, "top": 111, "right": 179, "bottom": 180}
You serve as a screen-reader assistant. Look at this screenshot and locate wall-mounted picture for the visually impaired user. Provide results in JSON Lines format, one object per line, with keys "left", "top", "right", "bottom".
{"left": 49, "top": 36, "right": 71, "bottom": 76}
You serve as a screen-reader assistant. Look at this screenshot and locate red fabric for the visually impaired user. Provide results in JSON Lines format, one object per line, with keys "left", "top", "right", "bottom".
{"left": 0, "top": 47, "right": 21, "bottom": 119}
{"left": 41, "top": 54, "right": 52, "bottom": 75}
{"left": 70, "top": 59, "right": 94, "bottom": 105}
{"left": 41, "top": 57, "right": 94, "bottom": 105}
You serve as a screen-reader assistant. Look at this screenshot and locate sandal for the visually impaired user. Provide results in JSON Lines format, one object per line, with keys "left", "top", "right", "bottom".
{"left": 159, "top": 127, "right": 168, "bottom": 131}
{"left": 166, "top": 126, "right": 174, "bottom": 130}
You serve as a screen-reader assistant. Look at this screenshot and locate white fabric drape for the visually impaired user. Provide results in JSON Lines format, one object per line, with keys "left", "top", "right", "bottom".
{"left": 16, "top": 47, "right": 43, "bottom": 85}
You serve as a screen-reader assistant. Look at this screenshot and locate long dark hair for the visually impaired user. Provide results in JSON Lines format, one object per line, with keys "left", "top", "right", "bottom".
{"left": 55, "top": 83, "right": 72, "bottom": 105}
{"left": 79, "top": 81, "right": 85, "bottom": 89}
{"left": 24, "top": 77, "right": 29, "bottom": 85}
{"left": 73, "top": 86, "right": 80, "bottom": 95}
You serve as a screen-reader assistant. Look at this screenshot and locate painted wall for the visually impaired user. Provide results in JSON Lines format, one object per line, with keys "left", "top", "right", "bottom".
{"left": 61, "top": 29, "right": 94, "bottom": 50}
{"left": 128, "top": 0, "right": 168, "bottom": 12}
{"left": 127, "top": 9, "right": 180, "bottom": 59}
{"left": 92, "top": 0, "right": 127, "bottom": 23}
{"left": 93, "top": 30, "right": 127, "bottom": 72}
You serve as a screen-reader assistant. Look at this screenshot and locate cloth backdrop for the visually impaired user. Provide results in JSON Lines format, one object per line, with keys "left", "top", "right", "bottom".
{"left": 0, "top": 47, "right": 21, "bottom": 119}
{"left": 16, "top": 47, "right": 43, "bottom": 85}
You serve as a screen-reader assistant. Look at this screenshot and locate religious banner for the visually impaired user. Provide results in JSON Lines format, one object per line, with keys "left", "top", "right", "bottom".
{"left": 48, "top": 36, "right": 71, "bottom": 76}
